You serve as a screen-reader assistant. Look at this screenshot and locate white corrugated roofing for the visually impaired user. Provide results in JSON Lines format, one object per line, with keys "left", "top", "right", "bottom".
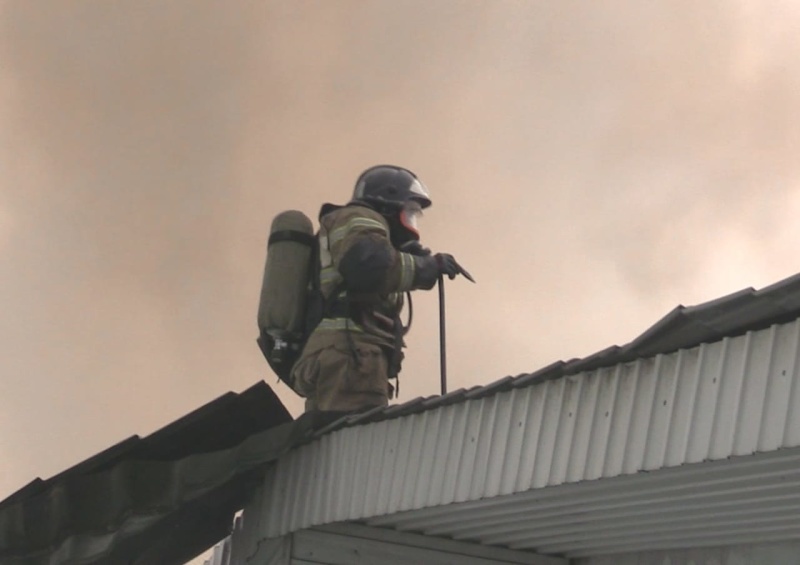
{"left": 369, "top": 447, "right": 800, "bottom": 557}
{"left": 250, "top": 316, "right": 800, "bottom": 558}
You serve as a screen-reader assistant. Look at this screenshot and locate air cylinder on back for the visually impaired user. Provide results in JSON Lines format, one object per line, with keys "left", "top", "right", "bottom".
{"left": 257, "top": 210, "right": 315, "bottom": 349}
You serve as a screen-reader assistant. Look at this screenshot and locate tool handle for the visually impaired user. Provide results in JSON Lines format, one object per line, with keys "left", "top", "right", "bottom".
{"left": 438, "top": 275, "right": 447, "bottom": 395}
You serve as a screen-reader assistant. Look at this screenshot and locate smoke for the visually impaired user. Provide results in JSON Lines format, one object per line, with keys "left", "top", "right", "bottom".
{"left": 0, "top": 0, "right": 265, "bottom": 480}
{"left": 2, "top": 0, "right": 800, "bottom": 516}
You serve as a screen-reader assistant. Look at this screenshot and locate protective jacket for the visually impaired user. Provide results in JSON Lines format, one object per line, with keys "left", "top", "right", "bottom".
{"left": 291, "top": 201, "right": 426, "bottom": 412}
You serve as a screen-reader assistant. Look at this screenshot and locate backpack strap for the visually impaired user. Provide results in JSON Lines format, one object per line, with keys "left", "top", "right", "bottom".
{"left": 303, "top": 231, "right": 325, "bottom": 337}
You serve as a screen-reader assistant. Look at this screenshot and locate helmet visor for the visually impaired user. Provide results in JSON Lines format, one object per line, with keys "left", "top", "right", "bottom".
{"left": 408, "top": 178, "right": 432, "bottom": 208}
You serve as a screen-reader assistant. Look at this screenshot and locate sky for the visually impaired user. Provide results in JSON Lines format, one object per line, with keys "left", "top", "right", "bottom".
{"left": 1, "top": 0, "right": 800, "bottom": 560}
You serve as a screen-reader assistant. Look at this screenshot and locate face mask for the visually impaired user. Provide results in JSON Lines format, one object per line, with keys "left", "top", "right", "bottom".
{"left": 399, "top": 200, "right": 423, "bottom": 239}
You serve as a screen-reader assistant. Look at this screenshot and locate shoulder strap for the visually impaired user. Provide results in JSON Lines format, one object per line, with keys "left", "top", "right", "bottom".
{"left": 310, "top": 231, "right": 321, "bottom": 294}
{"left": 304, "top": 231, "right": 325, "bottom": 337}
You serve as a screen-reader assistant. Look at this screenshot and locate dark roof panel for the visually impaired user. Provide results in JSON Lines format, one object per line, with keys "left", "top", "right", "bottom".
{"left": 0, "top": 381, "right": 295, "bottom": 565}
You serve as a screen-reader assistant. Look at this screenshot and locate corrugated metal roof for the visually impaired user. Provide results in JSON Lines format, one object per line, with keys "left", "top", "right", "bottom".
{"left": 369, "top": 447, "right": 800, "bottom": 558}
{"left": 312, "top": 272, "right": 800, "bottom": 435}
{"left": 0, "top": 381, "right": 302, "bottom": 565}
{"left": 250, "top": 313, "right": 800, "bottom": 557}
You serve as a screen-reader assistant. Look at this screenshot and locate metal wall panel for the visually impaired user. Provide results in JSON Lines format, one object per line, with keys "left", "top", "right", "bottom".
{"left": 291, "top": 529, "right": 536, "bottom": 565}
{"left": 231, "top": 522, "right": 565, "bottom": 565}
{"left": 268, "top": 523, "right": 566, "bottom": 565}
{"left": 575, "top": 540, "right": 800, "bottom": 565}
{"left": 251, "top": 318, "right": 800, "bottom": 556}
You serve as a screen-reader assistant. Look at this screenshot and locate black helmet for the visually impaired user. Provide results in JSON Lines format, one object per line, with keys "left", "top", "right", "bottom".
{"left": 352, "top": 165, "right": 432, "bottom": 210}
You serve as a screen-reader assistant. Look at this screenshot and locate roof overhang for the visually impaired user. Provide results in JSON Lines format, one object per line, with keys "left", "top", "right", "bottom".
{"left": 367, "top": 446, "right": 800, "bottom": 558}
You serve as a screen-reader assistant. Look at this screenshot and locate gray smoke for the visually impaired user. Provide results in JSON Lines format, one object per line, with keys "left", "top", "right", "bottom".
{"left": 2, "top": 1, "right": 800, "bottom": 521}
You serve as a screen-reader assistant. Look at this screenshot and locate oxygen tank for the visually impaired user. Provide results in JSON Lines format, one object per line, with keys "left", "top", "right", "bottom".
{"left": 257, "top": 210, "right": 315, "bottom": 385}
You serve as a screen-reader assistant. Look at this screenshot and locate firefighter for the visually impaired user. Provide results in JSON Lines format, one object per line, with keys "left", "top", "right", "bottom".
{"left": 291, "top": 165, "right": 471, "bottom": 412}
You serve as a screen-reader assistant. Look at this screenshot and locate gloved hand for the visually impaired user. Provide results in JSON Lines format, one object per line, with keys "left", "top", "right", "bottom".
{"left": 412, "top": 252, "right": 475, "bottom": 289}
{"left": 434, "top": 253, "right": 475, "bottom": 282}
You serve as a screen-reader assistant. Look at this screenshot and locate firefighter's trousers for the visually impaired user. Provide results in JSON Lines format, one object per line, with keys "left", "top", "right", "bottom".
{"left": 292, "top": 328, "right": 391, "bottom": 412}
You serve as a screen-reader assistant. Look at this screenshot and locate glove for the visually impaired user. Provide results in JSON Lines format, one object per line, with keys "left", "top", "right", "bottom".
{"left": 435, "top": 253, "right": 475, "bottom": 282}
{"left": 412, "top": 252, "right": 475, "bottom": 290}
